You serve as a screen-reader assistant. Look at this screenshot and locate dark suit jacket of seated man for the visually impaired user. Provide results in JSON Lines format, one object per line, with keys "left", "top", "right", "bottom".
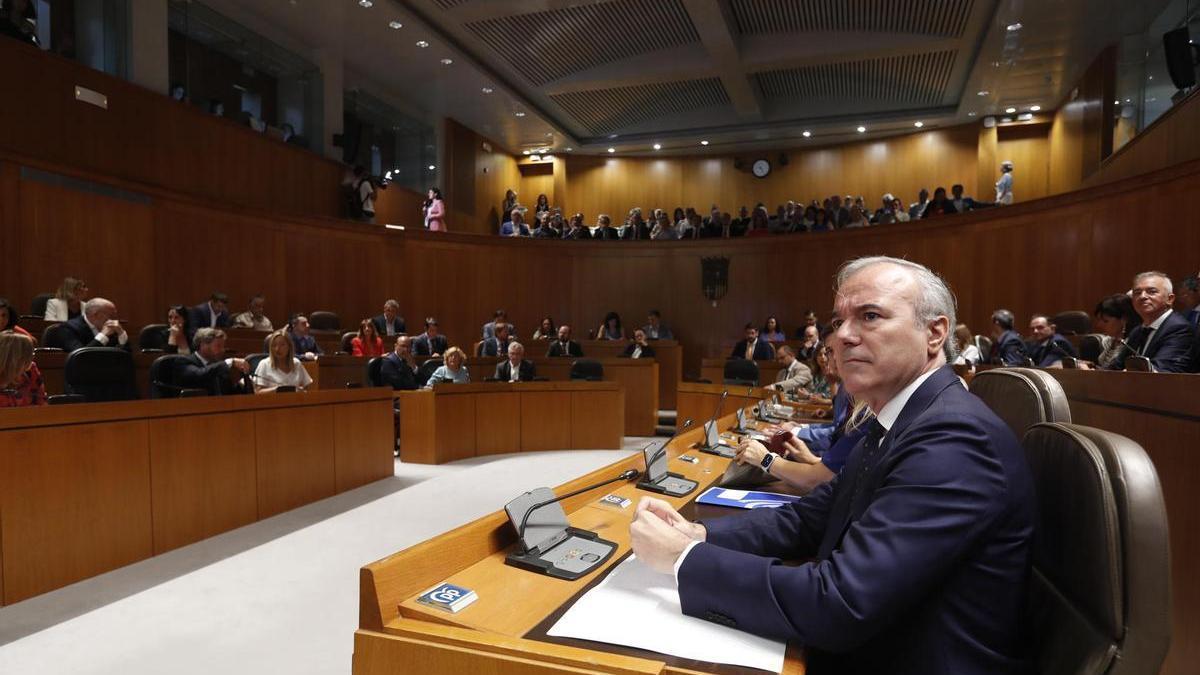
{"left": 188, "top": 301, "right": 230, "bottom": 333}
{"left": 494, "top": 358, "right": 535, "bottom": 382}
{"left": 372, "top": 313, "right": 406, "bottom": 338}
{"left": 730, "top": 336, "right": 774, "bottom": 360}
{"left": 1108, "top": 308, "right": 1198, "bottom": 373}
{"left": 178, "top": 352, "right": 251, "bottom": 395}
{"left": 991, "top": 328, "right": 1027, "bottom": 365}
{"left": 380, "top": 351, "right": 419, "bottom": 390}
{"left": 1029, "top": 332, "right": 1078, "bottom": 367}
{"left": 60, "top": 314, "right": 132, "bottom": 352}
{"left": 411, "top": 332, "right": 448, "bottom": 356}
{"left": 481, "top": 335, "right": 512, "bottom": 357}
{"left": 547, "top": 339, "right": 583, "bottom": 357}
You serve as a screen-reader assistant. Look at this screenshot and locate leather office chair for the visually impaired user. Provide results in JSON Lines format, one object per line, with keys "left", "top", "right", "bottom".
{"left": 416, "top": 359, "right": 442, "bottom": 387}
{"left": 340, "top": 331, "right": 356, "bottom": 354}
{"left": 569, "top": 359, "right": 604, "bottom": 381}
{"left": 308, "top": 311, "right": 340, "bottom": 331}
{"left": 474, "top": 340, "right": 485, "bottom": 357}
{"left": 149, "top": 354, "right": 207, "bottom": 399}
{"left": 1023, "top": 423, "right": 1171, "bottom": 675}
{"left": 41, "top": 322, "right": 69, "bottom": 350}
{"left": 138, "top": 323, "right": 168, "bottom": 352}
{"left": 64, "top": 347, "right": 138, "bottom": 402}
{"left": 365, "top": 357, "right": 384, "bottom": 387}
{"left": 723, "top": 358, "right": 759, "bottom": 387}
{"left": 1052, "top": 310, "right": 1092, "bottom": 336}
{"left": 974, "top": 335, "right": 993, "bottom": 362}
{"left": 245, "top": 352, "right": 269, "bottom": 375}
{"left": 28, "top": 292, "right": 53, "bottom": 319}
{"left": 968, "top": 367, "right": 1071, "bottom": 438}
{"left": 1079, "top": 334, "right": 1105, "bottom": 363}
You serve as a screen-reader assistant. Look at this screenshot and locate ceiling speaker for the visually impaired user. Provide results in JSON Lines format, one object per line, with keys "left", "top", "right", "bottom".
{"left": 1163, "top": 27, "right": 1198, "bottom": 90}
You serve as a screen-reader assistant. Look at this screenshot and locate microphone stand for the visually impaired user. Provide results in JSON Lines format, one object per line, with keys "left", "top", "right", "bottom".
{"left": 637, "top": 419, "right": 699, "bottom": 497}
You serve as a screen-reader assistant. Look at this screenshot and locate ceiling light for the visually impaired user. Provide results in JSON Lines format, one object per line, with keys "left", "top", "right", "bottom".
{"left": 607, "top": 147, "right": 615, "bottom": 153}
{"left": 539, "top": 147, "right": 549, "bottom": 153}
{"left": 802, "top": 130, "right": 811, "bottom": 138}
{"left": 1017, "top": 113, "right": 1033, "bottom": 121}
{"left": 415, "top": 40, "right": 429, "bottom": 48}
{"left": 977, "top": 90, "right": 989, "bottom": 96}
{"left": 358, "top": 0, "right": 373, "bottom": 7}
{"left": 856, "top": 126, "right": 866, "bottom": 133}
{"left": 522, "top": 150, "right": 530, "bottom": 155}
{"left": 1001, "top": 117, "right": 1013, "bottom": 123}
{"left": 700, "top": 140, "right": 709, "bottom": 146}
{"left": 914, "top": 121, "right": 924, "bottom": 128}
{"left": 440, "top": 58, "right": 453, "bottom": 65}
{"left": 545, "top": 132, "right": 553, "bottom": 137}
{"left": 543, "top": 155, "right": 554, "bottom": 161}
{"left": 1114, "top": 100, "right": 1121, "bottom": 105}
{"left": 481, "top": 87, "right": 493, "bottom": 94}
{"left": 1006, "top": 22, "right": 1022, "bottom": 31}
{"left": 514, "top": 111, "right": 526, "bottom": 117}
{"left": 388, "top": 21, "right": 402, "bottom": 29}
{"left": 1005, "top": 107, "right": 1017, "bottom": 113}
{"left": 968, "top": 111, "right": 976, "bottom": 116}
{"left": 653, "top": 143, "right": 662, "bottom": 150}
{"left": 427, "top": 165, "right": 436, "bottom": 171}
{"left": 1029, "top": 105, "right": 1041, "bottom": 112}
{"left": 564, "top": 147, "right": 573, "bottom": 152}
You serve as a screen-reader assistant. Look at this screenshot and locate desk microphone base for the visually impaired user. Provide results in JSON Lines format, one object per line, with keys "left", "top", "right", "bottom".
{"left": 504, "top": 527, "right": 616, "bottom": 581}
{"left": 696, "top": 443, "right": 736, "bottom": 459}
{"left": 637, "top": 472, "right": 698, "bottom": 498}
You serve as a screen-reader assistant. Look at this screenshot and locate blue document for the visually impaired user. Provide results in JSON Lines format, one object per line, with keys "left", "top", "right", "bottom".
{"left": 697, "top": 487, "right": 801, "bottom": 509}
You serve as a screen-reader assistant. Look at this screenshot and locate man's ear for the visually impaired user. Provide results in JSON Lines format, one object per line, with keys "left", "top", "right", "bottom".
{"left": 929, "top": 317, "right": 951, "bottom": 357}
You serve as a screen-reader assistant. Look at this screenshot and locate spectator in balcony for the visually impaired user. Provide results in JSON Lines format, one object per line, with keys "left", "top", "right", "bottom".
{"left": 844, "top": 204, "right": 871, "bottom": 228}
{"left": 233, "top": 295, "right": 273, "bottom": 331}
{"left": 995, "top": 160, "right": 1015, "bottom": 205}
{"left": 594, "top": 214, "right": 619, "bottom": 240}
{"left": 810, "top": 208, "right": 832, "bottom": 232}
{"left": 596, "top": 312, "right": 625, "bottom": 341}
{"left": 0, "top": 0, "right": 39, "bottom": 47}
{"left": 500, "top": 208, "right": 531, "bottom": 237}
{"left": 652, "top": 211, "right": 679, "bottom": 240}
{"left": 170, "top": 82, "right": 187, "bottom": 102}
{"left": 921, "top": 187, "right": 958, "bottom": 219}
{"left": 730, "top": 206, "right": 751, "bottom": 235}
{"left": 908, "top": 188, "right": 930, "bottom": 220}
{"left": 829, "top": 195, "right": 850, "bottom": 227}
{"left": 532, "top": 316, "right": 556, "bottom": 341}
{"left": 208, "top": 99, "right": 225, "bottom": 117}
{"left": 502, "top": 189, "right": 518, "bottom": 219}
{"left": 45, "top": 276, "right": 89, "bottom": 321}
{"left": 352, "top": 319, "right": 385, "bottom": 358}
{"left": 892, "top": 197, "right": 911, "bottom": 223}
{"left": 532, "top": 213, "right": 560, "bottom": 238}
{"left": 800, "top": 205, "right": 818, "bottom": 230}
{"left": 950, "top": 184, "right": 982, "bottom": 213}
{"left": 255, "top": 330, "right": 313, "bottom": 393}
{"left": 745, "top": 206, "right": 771, "bottom": 238}
{"left": 622, "top": 208, "right": 650, "bottom": 241}
{"left": 563, "top": 212, "right": 592, "bottom": 239}
{"left": 622, "top": 329, "right": 656, "bottom": 359}
{"left": 61, "top": 298, "right": 130, "bottom": 352}
{"left": 424, "top": 187, "right": 446, "bottom": 232}
{"left": 0, "top": 331, "right": 45, "bottom": 407}
{"left": 0, "top": 298, "right": 30, "bottom": 339}
{"left": 534, "top": 193, "right": 550, "bottom": 217}
{"left": 423, "top": 346, "right": 470, "bottom": 387}
{"left": 289, "top": 315, "right": 322, "bottom": 361}
{"left": 873, "top": 194, "right": 898, "bottom": 224}
{"left": 353, "top": 165, "right": 378, "bottom": 224}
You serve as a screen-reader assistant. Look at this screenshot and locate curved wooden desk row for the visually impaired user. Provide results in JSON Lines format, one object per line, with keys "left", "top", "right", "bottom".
{"left": 700, "top": 358, "right": 787, "bottom": 390}
{"left": 356, "top": 405, "right": 806, "bottom": 675}
{"left": 0, "top": 388, "right": 394, "bottom": 606}
{"left": 396, "top": 382, "right": 625, "bottom": 464}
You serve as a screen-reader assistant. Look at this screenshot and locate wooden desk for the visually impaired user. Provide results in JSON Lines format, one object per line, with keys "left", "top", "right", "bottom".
{"left": 0, "top": 388, "right": 393, "bottom": 606}
{"left": 573, "top": 340, "right": 681, "bottom": 410}
{"left": 397, "top": 381, "right": 625, "bottom": 464}
{"left": 355, "top": 408, "right": 805, "bottom": 674}
{"left": 304, "top": 354, "right": 368, "bottom": 391}
{"left": 1039, "top": 369, "right": 1199, "bottom": 675}
{"left": 701, "top": 357, "right": 785, "bottom": 387}
{"left": 676, "top": 381, "right": 772, "bottom": 431}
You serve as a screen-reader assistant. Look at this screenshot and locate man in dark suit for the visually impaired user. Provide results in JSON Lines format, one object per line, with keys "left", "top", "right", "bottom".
{"left": 380, "top": 336, "right": 419, "bottom": 390}
{"left": 989, "top": 308, "right": 1027, "bottom": 365}
{"left": 630, "top": 257, "right": 1034, "bottom": 674}
{"left": 620, "top": 211, "right": 651, "bottom": 240}
{"left": 1176, "top": 274, "right": 1200, "bottom": 328}
{"left": 547, "top": 324, "right": 583, "bottom": 357}
{"left": 481, "top": 309, "right": 512, "bottom": 340}
{"left": 622, "top": 329, "right": 656, "bottom": 359}
{"left": 494, "top": 341, "right": 536, "bottom": 382}
{"left": 1109, "top": 271, "right": 1198, "bottom": 372}
{"left": 371, "top": 299, "right": 406, "bottom": 338}
{"left": 188, "top": 292, "right": 231, "bottom": 336}
{"left": 1027, "top": 313, "right": 1078, "bottom": 367}
{"left": 481, "top": 322, "right": 513, "bottom": 356}
{"left": 730, "top": 324, "right": 774, "bottom": 360}
{"left": 178, "top": 328, "right": 251, "bottom": 395}
{"left": 58, "top": 298, "right": 131, "bottom": 352}
{"left": 411, "top": 317, "right": 448, "bottom": 357}
{"left": 593, "top": 214, "right": 620, "bottom": 240}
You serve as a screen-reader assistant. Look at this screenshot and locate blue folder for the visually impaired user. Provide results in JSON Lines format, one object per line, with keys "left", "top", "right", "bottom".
{"left": 696, "top": 487, "right": 801, "bottom": 509}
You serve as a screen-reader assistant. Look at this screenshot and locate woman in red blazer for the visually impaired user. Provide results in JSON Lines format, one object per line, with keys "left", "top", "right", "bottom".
{"left": 351, "top": 319, "right": 384, "bottom": 357}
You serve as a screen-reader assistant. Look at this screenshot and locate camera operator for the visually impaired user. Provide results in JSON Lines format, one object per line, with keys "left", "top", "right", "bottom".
{"left": 353, "top": 165, "right": 380, "bottom": 224}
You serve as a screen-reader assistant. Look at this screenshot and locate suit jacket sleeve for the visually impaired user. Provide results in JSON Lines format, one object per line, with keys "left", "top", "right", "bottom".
{"left": 1149, "top": 320, "right": 1197, "bottom": 373}
{"left": 493, "top": 361, "right": 508, "bottom": 380}
{"left": 730, "top": 341, "right": 743, "bottom": 359}
{"left": 678, "top": 419, "right": 1012, "bottom": 649}
{"left": 998, "top": 335, "right": 1025, "bottom": 365}
{"left": 178, "top": 358, "right": 230, "bottom": 394}
{"left": 777, "top": 362, "right": 813, "bottom": 391}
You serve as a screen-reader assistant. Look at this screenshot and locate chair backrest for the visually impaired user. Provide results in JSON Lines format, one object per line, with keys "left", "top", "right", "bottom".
{"left": 474, "top": 339, "right": 485, "bottom": 357}
{"left": 64, "top": 347, "right": 137, "bottom": 402}
{"left": 365, "top": 357, "right": 384, "bottom": 387}
{"left": 308, "top": 311, "right": 340, "bottom": 331}
{"left": 138, "top": 323, "right": 168, "bottom": 352}
{"left": 1052, "top": 310, "right": 1092, "bottom": 336}
{"left": 968, "top": 367, "right": 1071, "bottom": 438}
{"left": 41, "top": 322, "right": 68, "bottom": 350}
{"left": 245, "top": 352, "right": 268, "bottom": 375}
{"left": 29, "top": 293, "right": 53, "bottom": 318}
{"left": 416, "top": 358, "right": 443, "bottom": 386}
{"left": 1022, "top": 423, "right": 1171, "bottom": 675}
{"left": 341, "top": 331, "right": 356, "bottom": 353}
{"left": 569, "top": 358, "right": 604, "bottom": 381}
{"left": 723, "top": 358, "right": 759, "bottom": 386}
{"left": 974, "top": 335, "right": 993, "bottom": 360}
{"left": 148, "top": 354, "right": 204, "bottom": 399}
{"left": 1080, "top": 334, "right": 1105, "bottom": 363}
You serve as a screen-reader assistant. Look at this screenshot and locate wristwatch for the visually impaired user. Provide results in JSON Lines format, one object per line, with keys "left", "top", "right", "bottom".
{"left": 760, "top": 452, "right": 779, "bottom": 475}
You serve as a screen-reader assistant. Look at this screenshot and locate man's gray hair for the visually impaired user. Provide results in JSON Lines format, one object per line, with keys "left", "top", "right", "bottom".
{"left": 835, "top": 256, "right": 958, "bottom": 361}
{"left": 1133, "top": 270, "right": 1173, "bottom": 295}
{"left": 82, "top": 298, "right": 113, "bottom": 317}
{"left": 508, "top": 341, "right": 523, "bottom": 354}
{"left": 192, "top": 327, "right": 225, "bottom": 350}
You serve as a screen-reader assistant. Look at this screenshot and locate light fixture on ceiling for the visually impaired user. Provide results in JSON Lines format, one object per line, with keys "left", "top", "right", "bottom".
{"left": 427, "top": 165, "right": 436, "bottom": 171}
{"left": 653, "top": 143, "right": 662, "bottom": 150}
{"left": 968, "top": 111, "right": 977, "bottom": 116}
{"left": 514, "top": 111, "right": 526, "bottom": 117}
{"left": 388, "top": 21, "right": 402, "bottom": 29}
{"left": 607, "top": 147, "right": 615, "bottom": 153}
{"left": 539, "top": 147, "right": 549, "bottom": 153}
{"left": 358, "top": 0, "right": 372, "bottom": 7}
{"left": 802, "top": 130, "right": 811, "bottom": 138}
{"left": 1029, "top": 105, "right": 1041, "bottom": 112}
{"left": 564, "top": 147, "right": 573, "bottom": 152}
{"left": 481, "top": 87, "right": 493, "bottom": 94}
{"left": 522, "top": 150, "right": 530, "bottom": 155}
{"left": 440, "top": 58, "right": 453, "bottom": 65}
{"left": 1001, "top": 117, "right": 1013, "bottom": 123}
{"left": 543, "top": 155, "right": 554, "bottom": 161}
{"left": 1114, "top": 100, "right": 1121, "bottom": 105}
{"left": 545, "top": 132, "right": 553, "bottom": 137}
{"left": 1006, "top": 22, "right": 1022, "bottom": 31}
{"left": 856, "top": 126, "right": 866, "bottom": 133}
{"left": 1005, "top": 107, "right": 1017, "bottom": 113}
{"left": 1017, "top": 113, "right": 1033, "bottom": 121}
{"left": 914, "top": 121, "right": 924, "bottom": 128}
{"left": 977, "top": 90, "right": 989, "bottom": 96}
{"left": 415, "top": 40, "right": 429, "bottom": 48}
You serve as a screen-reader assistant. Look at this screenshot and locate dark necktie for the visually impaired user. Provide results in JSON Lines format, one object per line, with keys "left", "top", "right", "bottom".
{"left": 1140, "top": 328, "right": 1156, "bottom": 356}
{"left": 850, "top": 419, "right": 887, "bottom": 505}
{"left": 1188, "top": 309, "right": 1200, "bottom": 327}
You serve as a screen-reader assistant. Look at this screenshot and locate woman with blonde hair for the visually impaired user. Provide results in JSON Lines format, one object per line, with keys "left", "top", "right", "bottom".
{"left": 423, "top": 346, "right": 470, "bottom": 387}
{"left": 45, "top": 276, "right": 88, "bottom": 321}
{"left": 0, "top": 331, "right": 46, "bottom": 407}
{"left": 254, "top": 330, "right": 313, "bottom": 393}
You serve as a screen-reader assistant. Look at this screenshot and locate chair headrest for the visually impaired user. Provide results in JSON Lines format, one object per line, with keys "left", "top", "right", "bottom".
{"left": 968, "top": 367, "right": 1070, "bottom": 437}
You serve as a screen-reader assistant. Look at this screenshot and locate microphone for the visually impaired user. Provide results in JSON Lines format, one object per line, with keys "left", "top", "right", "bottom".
{"left": 515, "top": 468, "right": 641, "bottom": 551}
{"left": 645, "top": 418, "right": 693, "bottom": 470}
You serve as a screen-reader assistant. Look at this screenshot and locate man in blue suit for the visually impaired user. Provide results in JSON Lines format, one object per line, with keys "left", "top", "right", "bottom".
{"left": 1027, "top": 313, "right": 1077, "bottom": 367}
{"left": 729, "top": 323, "right": 775, "bottom": 360}
{"left": 188, "top": 292, "right": 230, "bottom": 338}
{"left": 989, "top": 308, "right": 1027, "bottom": 365}
{"left": 631, "top": 256, "right": 1034, "bottom": 674}
{"left": 1108, "top": 270, "right": 1198, "bottom": 373}
{"left": 1176, "top": 274, "right": 1200, "bottom": 328}
{"left": 411, "top": 317, "right": 448, "bottom": 357}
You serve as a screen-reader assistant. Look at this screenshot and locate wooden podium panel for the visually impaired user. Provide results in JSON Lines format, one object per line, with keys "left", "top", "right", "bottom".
{"left": 676, "top": 382, "right": 772, "bottom": 432}
{"left": 333, "top": 402, "right": 398, "bottom": 493}
{"left": 700, "top": 358, "right": 785, "bottom": 389}
{"left": 520, "top": 391, "right": 572, "bottom": 451}
{"left": 474, "top": 391, "right": 521, "bottom": 456}
{"left": 254, "top": 405, "right": 338, "bottom": 518}
{"left": 573, "top": 340, "right": 681, "bottom": 410}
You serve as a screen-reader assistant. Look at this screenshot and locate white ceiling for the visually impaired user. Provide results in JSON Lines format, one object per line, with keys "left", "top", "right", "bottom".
{"left": 196, "top": 0, "right": 1176, "bottom": 156}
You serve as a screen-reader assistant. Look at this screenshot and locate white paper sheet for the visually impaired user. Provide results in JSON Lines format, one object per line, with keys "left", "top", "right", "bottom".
{"left": 547, "top": 555, "right": 787, "bottom": 673}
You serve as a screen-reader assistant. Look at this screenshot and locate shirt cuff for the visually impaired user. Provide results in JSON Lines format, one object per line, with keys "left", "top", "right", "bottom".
{"left": 673, "top": 540, "right": 702, "bottom": 583}
{"left": 94, "top": 332, "right": 109, "bottom": 346}
{"left": 116, "top": 332, "right": 128, "bottom": 346}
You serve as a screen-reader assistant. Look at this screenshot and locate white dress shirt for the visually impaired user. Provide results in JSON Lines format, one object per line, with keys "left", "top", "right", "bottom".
{"left": 1140, "top": 308, "right": 1173, "bottom": 355}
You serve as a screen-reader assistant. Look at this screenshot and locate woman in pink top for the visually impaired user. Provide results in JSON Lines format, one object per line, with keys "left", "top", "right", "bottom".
{"left": 424, "top": 187, "right": 447, "bottom": 232}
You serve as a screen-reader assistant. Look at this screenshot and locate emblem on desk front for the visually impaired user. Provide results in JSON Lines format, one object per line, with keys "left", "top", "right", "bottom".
{"left": 417, "top": 583, "right": 478, "bottom": 613}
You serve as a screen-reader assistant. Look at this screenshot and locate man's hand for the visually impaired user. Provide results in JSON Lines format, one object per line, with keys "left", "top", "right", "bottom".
{"left": 231, "top": 358, "right": 250, "bottom": 373}
{"left": 782, "top": 437, "right": 820, "bottom": 464}
{"left": 629, "top": 498, "right": 705, "bottom": 575}
{"left": 102, "top": 319, "right": 122, "bottom": 337}
{"left": 736, "top": 439, "right": 768, "bottom": 467}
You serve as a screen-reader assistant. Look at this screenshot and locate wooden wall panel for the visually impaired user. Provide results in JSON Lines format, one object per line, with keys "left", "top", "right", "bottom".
{"left": 474, "top": 392, "right": 521, "bottom": 456}
{"left": 441, "top": 118, "right": 522, "bottom": 235}
{"left": 996, "top": 124, "right": 1051, "bottom": 202}
{"left": 332, "top": 401, "right": 396, "bottom": 493}
{"left": 1088, "top": 90, "right": 1200, "bottom": 190}
{"left": 520, "top": 391, "right": 572, "bottom": 451}
{"left": 255, "top": 406, "right": 337, "bottom": 519}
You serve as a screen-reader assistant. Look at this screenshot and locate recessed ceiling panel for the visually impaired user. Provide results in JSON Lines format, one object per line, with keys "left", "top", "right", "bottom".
{"left": 754, "top": 50, "right": 958, "bottom": 107}
{"left": 550, "top": 78, "right": 731, "bottom": 136}
{"left": 730, "top": 0, "right": 976, "bottom": 38}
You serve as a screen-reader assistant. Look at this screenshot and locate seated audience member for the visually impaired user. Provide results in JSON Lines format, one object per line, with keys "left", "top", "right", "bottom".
{"left": 761, "top": 316, "right": 786, "bottom": 342}
{"left": 891, "top": 197, "right": 911, "bottom": 223}
{"left": 289, "top": 315, "right": 323, "bottom": 360}
{"left": 920, "top": 187, "right": 959, "bottom": 219}
{"left": 952, "top": 323, "right": 981, "bottom": 366}
{"left": 0, "top": 331, "right": 46, "bottom": 407}
{"left": 45, "top": 276, "right": 89, "bottom": 321}
{"left": 844, "top": 204, "right": 871, "bottom": 228}
{"left": 1026, "top": 314, "right": 1077, "bottom": 368}
{"left": 872, "top": 194, "right": 897, "bottom": 224}
{"left": 189, "top": 292, "right": 231, "bottom": 333}
{"left": 622, "top": 329, "right": 656, "bottom": 359}
{"left": 730, "top": 323, "right": 774, "bottom": 360}
{"left": 254, "top": 330, "right": 313, "bottom": 393}
{"left": 800, "top": 205, "right": 818, "bottom": 230}
{"left": 1177, "top": 274, "right": 1200, "bottom": 328}
{"left": 596, "top": 311, "right": 625, "bottom": 341}
{"left": 500, "top": 209, "right": 531, "bottom": 237}
{"left": 531, "top": 316, "right": 556, "bottom": 341}
{"left": 745, "top": 206, "right": 770, "bottom": 237}
{"left": 0, "top": 0, "right": 39, "bottom": 46}
{"left": 989, "top": 309, "right": 1027, "bottom": 365}
{"left": 810, "top": 208, "right": 832, "bottom": 232}
{"left": 0, "top": 298, "right": 31, "bottom": 339}
{"left": 950, "top": 184, "right": 982, "bottom": 213}
{"left": 547, "top": 325, "right": 584, "bottom": 357}
{"left": 563, "top": 213, "right": 592, "bottom": 240}
{"left": 501, "top": 189, "right": 518, "bottom": 220}
{"left": 424, "top": 346, "right": 469, "bottom": 387}
{"left": 531, "top": 214, "right": 559, "bottom": 238}
{"left": 642, "top": 309, "right": 673, "bottom": 340}
{"left": 158, "top": 305, "right": 192, "bottom": 354}
{"left": 795, "top": 324, "right": 820, "bottom": 360}
{"left": 494, "top": 341, "right": 535, "bottom": 382}
{"left": 629, "top": 257, "right": 1034, "bottom": 674}
{"left": 767, "top": 345, "right": 813, "bottom": 393}
{"left": 908, "top": 188, "right": 930, "bottom": 220}
{"left": 730, "top": 206, "right": 751, "bottom": 234}
{"left": 1087, "top": 293, "right": 1139, "bottom": 369}
{"left": 411, "top": 317, "right": 448, "bottom": 357}
{"left": 372, "top": 299, "right": 407, "bottom": 337}
{"left": 232, "top": 295, "right": 273, "bottom": 330}
{"left": 482, "top": 309, "right": 510, "bottom": 340}
{"left": 179, "top": 328, "right": 251, "bottom": 396}
{"left": 481, "top": 322, "right": 513, "bottom": 356}
{"left": 351, "top": 319, "right": 385, "bottom": 357}
{"left": 1106, "top": 270, "right": 1198, "bottom": 372}
{"left": 828, "top": 195, "right": 850, "bottom": 227}
{"left": 803, "top": 337, "right": 834, "bottom": 401}
{"left": 651, "top": 212, "right": 679, "bottom": 240}
{"left": 380, "top": 336, "right": 420, "bottom": 390}
{"left": 61, "top": 298, "right": 130, "bottom": 352}
{"left": 621, "top": 208, "right": 651, "bottom": 241}
{"left": 593, "top": 214, "right": 619, "bottom": 240}
{"left": 793, "top": 309, "right": 822, "bottom": 339}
